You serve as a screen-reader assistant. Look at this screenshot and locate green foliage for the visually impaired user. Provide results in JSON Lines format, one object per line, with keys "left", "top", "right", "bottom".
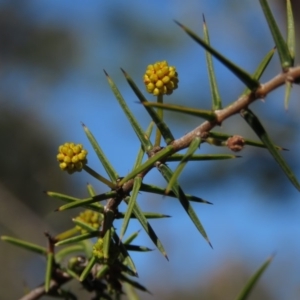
{"left": 1, "top": 1, "right": 300, "bottom": 299}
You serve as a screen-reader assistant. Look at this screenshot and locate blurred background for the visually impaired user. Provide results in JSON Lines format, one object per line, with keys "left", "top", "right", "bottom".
{"left": 0, "top": 0, "right": 300, "bottom": 299}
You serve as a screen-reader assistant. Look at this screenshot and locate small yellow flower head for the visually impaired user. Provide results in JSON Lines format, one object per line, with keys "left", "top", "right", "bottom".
{"left": 143, "top": 61, "right": 179, "bottom": 96}
{"left": 93, "top": 238, "right": 104, "bottom": 259}
{"left": 75, "top": 210, "right": 102, "bottom": 234}
{"left": 57, "top": 142, "right": 88, "bottom": 174}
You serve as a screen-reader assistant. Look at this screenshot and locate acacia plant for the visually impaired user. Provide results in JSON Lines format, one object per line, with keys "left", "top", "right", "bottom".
{"left": 2, "top": 1, "right": 300, "bottom": 299}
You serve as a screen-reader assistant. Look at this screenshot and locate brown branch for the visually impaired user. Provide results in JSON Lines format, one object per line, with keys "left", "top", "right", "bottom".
{"left": 19, "top": 271, "right": 71, "bottom": 300}
{"left": 105, "top": 66, "right": 300, "bottom": 211}
{"left": 172, "top": 66, "right": 300, "bottom": 151}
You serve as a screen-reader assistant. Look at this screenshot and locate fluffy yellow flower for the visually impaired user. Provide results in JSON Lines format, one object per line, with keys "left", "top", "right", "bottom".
{"left": 143, "top": 61, "right": 178, "bottom": 96}
{"left": 57, "top": 142, "right": 87, "bottom": 174}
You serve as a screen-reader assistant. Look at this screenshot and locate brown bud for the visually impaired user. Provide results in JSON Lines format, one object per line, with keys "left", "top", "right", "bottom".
{"left": 226, "top": 135, "right": 245, "bottom": 152}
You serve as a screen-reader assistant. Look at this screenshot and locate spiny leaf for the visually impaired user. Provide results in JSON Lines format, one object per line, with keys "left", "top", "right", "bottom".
{"left": 55, "top": 232, "right": 100, "bottom": 247}
{"left": 55, "top": 191, "right": 116, "bottom": 212}
{"left": 82, "top": 123, "right": 119, "bottom": 183}
{"left": 46, "top": 191, "right": 103, "bottom": 213}
{"left": 83, "top": 166, "right": 115, "bottom": 189}
{"left": 166, "top": 137, "right": 201, "bottom": 194}
{"left": 122, "top": 68, "right": 175, "bottom": 145}
{"left": 125, "top": 245, "right": 153, "bottom": 252}
{"left": 1, "top": 236, "right": 47, "bottom": 256}
{"left": 45, "top": 252, "right": 54, "bottom": 293}
{"left": 80, "top": 255, "right": 97, "bottom": 282}
{"left": 142, "top": 102, "right": 217, "bottom": 121}
{"left": 167, "top": 153, "right": 238, "bottom": 161}
{"left": 103, "top": 227, "right": 111, "bottom": 260}
{"left": 259, "top": 0, "right": 293, "bottom": 69}
{"left": 158, "top": 164, "right": 212, "bottom": 247}
{"left": 55, "top": 227, "right": 80, "bottom": 242}
{"left": 234, "top": 255, "right": 273, "bottom": 300}
{"left": 116, "top": 211, "right": 171, "bottom": 219}
{"left": 133, "top": 122, "right": 154, "bottom": 170}
{"left": 72, "top": 218, "right": 100, "bottom": 233}
{"left": 55, "top": 244, "right": 87, "bottom": 263}
{"left": 203, "top": 14, "right": 222, "bottom": 110}
{"left": 120, "top": 177, "right": 142, "bottom": 240}
{"left": 86, "top": 183, "right": 96, "bottom": 197}
{"left": 284, "top": 81, "right": 292, "bottom": 110}
{"left": 241, "top": 108, "right": 300, "bottom": 191}
{"left": 175, "top": 20, "right": 260, "bottom": 91}
{"left": 155, "top": 94, "right": 164, "bottom": 147}
{"left": 96, "top": 264, "right": 109, "bottom": 279}
{"left": 286, "top": 0, "right": 295, "bottom": 61}
{"left": 119, "top": 273, "right": 151, "bottom": 294}
{"left": 123, "top": 231, "right": 140, "bottom": 245}
{"left": 124, "top": 197, "right": 168, "bottom": 259}
{"left": 124, "top": 281, "right": 141, "bottom": 300}
{"left": 105, "top": 71, "right": 153, "bottom": 151}
{"left": 118, "top": 145, "right": 174, "bottom": 186}
{"left": 112, "top": 230, "right": 138, "bottom": 276}
{"left": 243, "top": 47, "right": 276, "bottom": 96}
{"left": 208, "top": 132, "right": 286, "bottom": 150}
{"left": 140, "top": 183, "right": 211, "bottom": 204}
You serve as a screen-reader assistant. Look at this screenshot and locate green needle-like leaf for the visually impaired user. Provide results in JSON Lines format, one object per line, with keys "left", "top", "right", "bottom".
{"left": 55, "top": 244, "right": 86, "bottom": 264}
{"left": 45, "top": 252, "right": 54, "bottom": 293}
{"left": 142, "top": 102, "right": 217, "bottom": 121}
{"left": 47, "top": 191, "right": 103, "bottom": 213}
{"left": 133, "top": 122, "right": 154, "bottom": 170}
{"left": 124, "top": 281, "right": 141, "bottom": 300}
{"left": 208, "top": 131, "right": 286, "bottom": 150}
{"left": 105, "top": 71, "right": 153, "bottom": 151}
{"left": 96, "top": 264, "right": 109, "bottom": 279}
{"left": 123, "top": 231, "right": 140, "bottom": 245}
{"left": 158, "top": 164, "right": 212, "bottom": 247}
{"left": 56, "top": 191, "right": 116, "bottom": 212}
{"left": 112, "top": 230, "right": 138, "bottom": 276}
{"left": 284, "top": 81, "right": 292, "bottom": 110}
{"left": 83, "top": 165, "right": 115, "bottom": 189}
{"left": 167, "top": 153, "right": 238, "bottom": 161}
{"left": 140, "top": 183, "right": 211, "bottom": 204}
{"left": 82, "top": 123, "right": 119, "bottom": 183}
{"left": 241, "top": 108, "right": 300, "bottom": 191}
{"left": 155, "top": 94, "right": 164, "bottom": 147}
{"left": 80, "top": 255, "right": 97, "bottom": 282}
{"left": 119, "top": 145, "right": 174, "bottom": 186}
{"left": 72, "top": 218, "right": 100, "bottom": 233}
{"left": 119, "top": 273, "right": 151, "bottom": 294}
{"left": 203, "top": 15, "right": 222, "bottom": 110}
{"left": 166, "top": 137, "right": 201, "bottom": 194}
{"left": 234, "top": 255, "right": 273, "bottom": 300}
{"left": 286, "top": 0, "right": 295, "bottom": 61}
{"left": 122, "top": 68, "right": 175, "bottom": 145}
{"left": 243, "top": 47, "right": 276, "bottom": 96}
{"left": 55, "top": 232, "right": 100, "bottom": 246}
{"left": 1, "top": 236, "right": 47, "bottom": 256}
{"left": 124, "top": 197, "right": 168, "bottom": 259}
{"left": 125, "top": 245, "right": 153, "bottom": 252}
{"left": 116, "top": 211, "right": 171, "bottom": 219}
{"left": 103, "top": 227, "right": 111, "bottom": 260}
{"left": 120, "top": 177, "right": 142, "bottom": 240}
{"left": 86, "top": 183, "right": 96, "bottom": 197}
{"left": 175, "top": 20, "right": 260, "bottom": 91}
{"left": 259, "top": 0, "right": 293, "bottom": 69}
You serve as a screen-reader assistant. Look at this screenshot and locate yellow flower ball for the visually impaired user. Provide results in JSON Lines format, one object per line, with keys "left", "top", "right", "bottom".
{"left": 57, "top": 142, "right": 88, "bottom": 174}
{"left": 143, "top": 61, "right": 179, "bottom": 96}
